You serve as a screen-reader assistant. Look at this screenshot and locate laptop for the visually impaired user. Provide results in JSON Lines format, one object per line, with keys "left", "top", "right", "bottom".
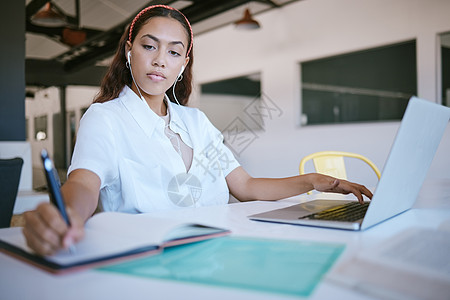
{"left": 249, "top": 97, "right": 450, "bottom": 230}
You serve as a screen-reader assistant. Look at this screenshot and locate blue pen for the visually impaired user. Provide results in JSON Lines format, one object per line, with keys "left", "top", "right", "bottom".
{"left": 41, "top": 149, "right": 76, "bottom": 253}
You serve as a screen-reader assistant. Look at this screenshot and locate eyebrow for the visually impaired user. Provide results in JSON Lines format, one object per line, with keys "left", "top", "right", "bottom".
{"left": 141, "top": 34, "right": 185, "bottom": 48}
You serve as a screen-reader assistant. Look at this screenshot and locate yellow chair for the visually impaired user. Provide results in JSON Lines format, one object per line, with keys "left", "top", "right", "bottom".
{"left": 299, "top": 151, "right": 381, "bottom": 194}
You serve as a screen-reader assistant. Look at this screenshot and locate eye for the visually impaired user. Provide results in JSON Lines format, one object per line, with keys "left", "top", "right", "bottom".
{"left": 143, "top": 44, "right": 155, "bottom": 50}
{"left": 169, "top": 50, "right": 181, "bottom": 57}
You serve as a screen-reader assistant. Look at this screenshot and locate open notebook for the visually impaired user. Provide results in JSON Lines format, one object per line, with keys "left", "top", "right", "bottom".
{"left": 0, "top": 212, "right": 230, "bottom": 274}
{"left": 249, "top": 97, "right": 450, "bottom": 230}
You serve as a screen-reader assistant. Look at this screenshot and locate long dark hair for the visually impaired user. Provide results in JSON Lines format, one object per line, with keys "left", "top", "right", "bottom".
{"left": 93, "top": 6, "right": 194, "bottom": 105}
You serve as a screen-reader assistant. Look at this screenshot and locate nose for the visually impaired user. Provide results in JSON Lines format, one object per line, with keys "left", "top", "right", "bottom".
{"left": 152, "top": 49, "right": 166, "bottom": 68}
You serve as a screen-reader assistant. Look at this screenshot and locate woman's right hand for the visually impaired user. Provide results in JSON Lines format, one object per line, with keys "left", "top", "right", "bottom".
{"left": 22, "top": 202, "right": 85, "bottom": 256}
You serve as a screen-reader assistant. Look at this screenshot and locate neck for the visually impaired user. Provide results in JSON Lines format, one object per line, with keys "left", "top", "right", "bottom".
{"left": 131, "top": 84, "right": 167, "bottom": 116}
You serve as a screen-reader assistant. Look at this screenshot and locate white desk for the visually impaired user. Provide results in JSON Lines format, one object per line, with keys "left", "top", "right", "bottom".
{"left": 1, "top": 179, "right": 449, "bottom": 300}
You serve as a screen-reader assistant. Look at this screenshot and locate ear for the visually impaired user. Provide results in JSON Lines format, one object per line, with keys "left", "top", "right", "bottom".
{"left": 125, "top": 41, "right": 132, "bottom": 61}
{"left": 182, "top": 56, "right": 190, "bottom": 71}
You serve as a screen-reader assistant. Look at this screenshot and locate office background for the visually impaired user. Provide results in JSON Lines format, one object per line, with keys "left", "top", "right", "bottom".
{"left": 1, "top": 0, "right": 450, "bottom": 193}
{"left": 192, "top": 0, "right": 450, "bottom": 187}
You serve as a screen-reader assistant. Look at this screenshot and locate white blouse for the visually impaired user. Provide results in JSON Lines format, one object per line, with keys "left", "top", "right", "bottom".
{"left": 160, "top": 110, "right": 193, "bottom": 172}
{"left": 68, "top": 86, "right": 240, "bottom": 213}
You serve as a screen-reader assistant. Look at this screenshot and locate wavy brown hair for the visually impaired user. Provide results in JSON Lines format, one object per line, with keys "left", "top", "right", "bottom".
{"left": 93, "top": 6, "right": 194, "bottom": 105}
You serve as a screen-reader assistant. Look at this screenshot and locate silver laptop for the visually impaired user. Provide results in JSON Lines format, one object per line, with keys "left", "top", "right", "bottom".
{"left": 249, "top": 97, "right": 450, "bottom": 230}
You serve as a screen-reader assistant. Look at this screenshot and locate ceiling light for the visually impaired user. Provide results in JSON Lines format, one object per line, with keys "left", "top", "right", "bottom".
{"left": 31, "top": 2, "right": 68, "bottom": 27}
{"left": 235, "top": 8, "right": 260, "bottom": 30}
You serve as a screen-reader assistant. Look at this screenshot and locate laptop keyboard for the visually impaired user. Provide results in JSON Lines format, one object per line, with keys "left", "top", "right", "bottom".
{"left": 300, "top": 202, "right": 370, "bottom": 222}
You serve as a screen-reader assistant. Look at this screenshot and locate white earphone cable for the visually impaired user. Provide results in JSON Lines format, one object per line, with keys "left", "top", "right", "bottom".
{"left": 127, "top": 58, "right": 146, "bottom": 102}
{"left": 172, "top": 76, "right": 182, "bottom": 106}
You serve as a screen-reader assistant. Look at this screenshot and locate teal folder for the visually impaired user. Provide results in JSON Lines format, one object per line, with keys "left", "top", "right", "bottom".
{"left": 98, "top": 236, "right": 345, "bottom": 297}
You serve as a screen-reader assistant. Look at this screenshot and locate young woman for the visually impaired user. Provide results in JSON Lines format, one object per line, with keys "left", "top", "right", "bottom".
{"left": 23, "top": 5, "right": 372, "bottom": 255}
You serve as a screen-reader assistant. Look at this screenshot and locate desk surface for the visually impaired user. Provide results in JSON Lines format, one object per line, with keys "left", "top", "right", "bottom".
{"left": 1, "top": 178, "right": 449, "bottom": 300}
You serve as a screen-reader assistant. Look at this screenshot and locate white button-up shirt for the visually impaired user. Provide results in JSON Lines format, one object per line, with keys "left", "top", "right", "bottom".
{"left": 68, "top": 86, "right": 240, "bottom": 213}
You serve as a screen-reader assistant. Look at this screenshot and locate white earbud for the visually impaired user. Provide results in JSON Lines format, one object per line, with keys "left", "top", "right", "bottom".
{"left": 178, "top": 65, "right": 185, "bottom": 78}
{"left": 127, "top": 51, "right": 131, "bottom": 64}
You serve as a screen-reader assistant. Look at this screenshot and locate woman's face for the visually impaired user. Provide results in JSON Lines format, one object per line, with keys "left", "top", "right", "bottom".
{"left": 126, "top": 16, "right": 189, "bottom": 99}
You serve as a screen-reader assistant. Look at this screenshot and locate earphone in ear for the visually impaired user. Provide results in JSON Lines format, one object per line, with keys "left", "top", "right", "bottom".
{"left": 127, "top": 51, "right": 131, "bottom": 64}
{"left": 178, "top": 65, "right": 185, "bottom": 78}
{"left": 171, "top": 65, "right": 186, "bottom": 106}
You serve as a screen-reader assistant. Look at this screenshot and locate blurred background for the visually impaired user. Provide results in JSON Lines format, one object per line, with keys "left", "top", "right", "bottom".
{"left": 1, "top": 0, "right": 449, "bottom": 212}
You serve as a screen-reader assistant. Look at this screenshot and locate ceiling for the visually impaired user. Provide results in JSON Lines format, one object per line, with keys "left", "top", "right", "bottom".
{"left": 25, "top": 0, "right": 300, "bottom": 89}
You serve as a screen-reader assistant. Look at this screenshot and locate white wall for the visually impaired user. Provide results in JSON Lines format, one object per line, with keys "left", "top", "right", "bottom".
{"left": 192, "top": 0, "right": 450, "bottom": 187}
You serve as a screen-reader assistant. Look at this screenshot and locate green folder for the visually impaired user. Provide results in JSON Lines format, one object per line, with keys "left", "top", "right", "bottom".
{"left": 98, "top": 236, "right": 345, "bottom": 297}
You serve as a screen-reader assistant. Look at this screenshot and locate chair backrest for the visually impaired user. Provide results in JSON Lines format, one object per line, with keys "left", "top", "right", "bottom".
{"left": 0, "top": 157, "right": 24, "bottom": 228}
{"left": 299, "top": 151, "right": 381, "bottom": 194}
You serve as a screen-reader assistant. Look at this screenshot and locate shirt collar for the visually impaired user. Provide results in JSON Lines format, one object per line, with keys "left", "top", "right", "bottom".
{"left": 120, "top": 86, "right": 162, "bottom": 140}
{"left": 119, "top": 86, "right": 192, "bottom": 148}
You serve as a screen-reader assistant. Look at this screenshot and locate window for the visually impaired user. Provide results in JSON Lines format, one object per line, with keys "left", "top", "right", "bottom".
{"left": 301, "top": 41, "right": 417, "bottom": 125}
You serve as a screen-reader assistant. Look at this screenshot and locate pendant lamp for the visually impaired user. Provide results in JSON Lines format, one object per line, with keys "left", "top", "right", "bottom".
{"left": 31, "top": 2, "right": 68, "bottom": 27}
{"left": 235, "top": 8, "right": 260, "bottom": 30}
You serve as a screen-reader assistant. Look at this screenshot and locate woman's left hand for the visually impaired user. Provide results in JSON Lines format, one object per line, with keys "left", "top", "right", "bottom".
{"left": 311, "top": 174, "right": 373, "bottom": 204}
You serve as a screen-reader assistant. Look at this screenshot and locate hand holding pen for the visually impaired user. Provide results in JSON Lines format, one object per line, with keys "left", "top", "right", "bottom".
{"left": 22, "top": 203, "right": 84, "bottom": 255}
{"left": 41, "top": 150, "right": 76, "bottom": 253}
{"left": 22, "top": 150, "right": 84, "bottom": 256}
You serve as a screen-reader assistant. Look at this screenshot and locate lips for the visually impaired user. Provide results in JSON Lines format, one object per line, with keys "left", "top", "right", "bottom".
{"left": 147, "top": 71, "right": 166, "bottom": 82}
